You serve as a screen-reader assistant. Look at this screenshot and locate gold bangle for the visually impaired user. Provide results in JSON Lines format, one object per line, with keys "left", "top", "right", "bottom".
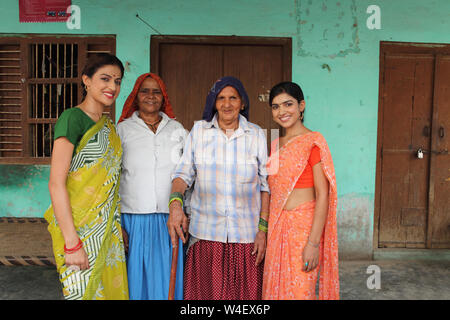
{"left": 260, "top": 212, "right": 269, "bottom": 219}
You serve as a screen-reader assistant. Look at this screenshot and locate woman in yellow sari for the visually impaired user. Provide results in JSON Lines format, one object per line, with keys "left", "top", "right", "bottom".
{"left": 263, "top": 81, "right": 339, "bottom": 300}
{"left": 44, "top": 53, "right": 128, "bottom": 300}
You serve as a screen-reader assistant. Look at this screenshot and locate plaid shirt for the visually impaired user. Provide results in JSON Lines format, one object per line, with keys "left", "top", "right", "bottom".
{"left": 172, "top": 114, "right": 270, "bottom": 243}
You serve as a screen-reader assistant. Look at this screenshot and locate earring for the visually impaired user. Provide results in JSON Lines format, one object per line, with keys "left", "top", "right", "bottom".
{"left": 299, "top": 111, "right": 304, "bottom": 120}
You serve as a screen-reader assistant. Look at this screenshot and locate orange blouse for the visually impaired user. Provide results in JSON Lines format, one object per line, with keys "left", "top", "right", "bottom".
{"left": 293, "top": 145, "right": 321, "bottom": 188}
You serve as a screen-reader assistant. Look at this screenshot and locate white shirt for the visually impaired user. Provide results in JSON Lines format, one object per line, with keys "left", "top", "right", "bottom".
{"left": 117, "top": 111, "right": 188, "bottom": 214}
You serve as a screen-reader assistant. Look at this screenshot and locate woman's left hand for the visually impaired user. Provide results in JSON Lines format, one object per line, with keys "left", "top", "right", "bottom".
{"left": 252, "top": 230, "right": 267, "bottom": 266}
{"left": 122, "top": 228, "right": 129, "bottom": 254}
{"left": 302, "top": 242, "right": 319, "bottom": 272}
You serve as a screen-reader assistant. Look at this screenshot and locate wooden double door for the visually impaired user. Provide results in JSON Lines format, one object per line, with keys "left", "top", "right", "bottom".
{"left": 150, "top": 35, "right": 291, "bottom": 148}
{"left": 376, "top": 42, "right": 450, "bottom": 249}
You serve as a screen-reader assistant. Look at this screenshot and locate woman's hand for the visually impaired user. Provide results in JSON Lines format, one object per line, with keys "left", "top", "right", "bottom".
{"left": 302, "top": 241, "right": 319, "bottom": 272}
{"left": 65, "top": 245, "right": 90, "bottom": 270}
{"left": 167, "top": 201, "right": 189, "bottom": 246}
{"left": 252, "top": 230, "right": 267, "bottom": 266}
{"left": 122, "top": 228, "right": 129, "bottom": 254}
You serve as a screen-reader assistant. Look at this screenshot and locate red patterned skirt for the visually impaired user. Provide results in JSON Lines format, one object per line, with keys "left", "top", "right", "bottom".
{"left": 184, "top": 240, "right": 264, "bottom": 300}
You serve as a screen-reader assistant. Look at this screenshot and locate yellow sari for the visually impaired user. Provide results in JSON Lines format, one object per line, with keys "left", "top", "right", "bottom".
{"left": 45, "top": 116, "right": 129, "bottom": 300}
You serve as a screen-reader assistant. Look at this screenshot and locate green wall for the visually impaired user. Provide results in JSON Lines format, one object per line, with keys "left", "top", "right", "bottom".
{"left": 1, "top": 0, "right": 449, "bottom": 258}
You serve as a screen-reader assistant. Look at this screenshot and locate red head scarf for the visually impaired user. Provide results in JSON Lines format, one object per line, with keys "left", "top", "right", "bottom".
{"left": 118, "top": 73, "right": 176, "bottom": 123}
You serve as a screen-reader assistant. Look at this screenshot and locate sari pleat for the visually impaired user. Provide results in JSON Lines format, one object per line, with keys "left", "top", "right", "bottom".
{"left": 263, "top": 132, "right": 339, "bottom": 300}
{"left": 44, "top": 116, "right": 129, "bottom": 300}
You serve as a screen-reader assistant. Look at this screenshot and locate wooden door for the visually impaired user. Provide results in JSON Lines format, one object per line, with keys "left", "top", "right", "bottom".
{"left": 375, "top": 42, "right": 450, "bottom": 249}
{"left": 430, "top": 55, "right": 450, "bottom": 248}
{"left": 150, "top": 36, "right": 291, "bottom": 147}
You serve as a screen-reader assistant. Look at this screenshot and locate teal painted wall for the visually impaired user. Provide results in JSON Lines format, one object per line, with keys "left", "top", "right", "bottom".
{"left": 1, "top": 0, "right": 449, "bottom": 258}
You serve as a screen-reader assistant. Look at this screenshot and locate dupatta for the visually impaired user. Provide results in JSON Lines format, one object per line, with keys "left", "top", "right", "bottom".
{"left": 117, "top": 72, "right": 176, "bottom": 123}
{"left": 44, "top": 116, "right": 128, "bottom": 300}
{"left": 266, "top": 131, "right": 339, "bottom": 300}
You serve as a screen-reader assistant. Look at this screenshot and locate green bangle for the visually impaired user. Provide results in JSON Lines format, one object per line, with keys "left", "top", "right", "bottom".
{"left": 258, "top": 224, "right": 268, "bottom": 233}
{"left": 259, "top": 218, "right": 268, "bottom": 227}
{"left": 169, "top": 192, "right": 184, "bottom": 208}
{"left": 170, "top": 192, "right": 184, "bottom": 201}
{"left": 258, "top": 218, "right": 268, "bottom": 233}
{"left": 168, "top": 197, "right": 183, "bottom": 208}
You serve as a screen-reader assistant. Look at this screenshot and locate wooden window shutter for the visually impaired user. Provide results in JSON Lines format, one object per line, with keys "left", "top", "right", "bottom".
{"left": 0, "top": 35, "right": 116, "bottom": 164}
{"left": 0, "top": 40, "right": 24, "bottom": 159}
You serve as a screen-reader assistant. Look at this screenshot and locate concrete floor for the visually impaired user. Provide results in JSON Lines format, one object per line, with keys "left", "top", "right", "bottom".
{"left": 0, "top": 259, "right": 449, "bottom": 300}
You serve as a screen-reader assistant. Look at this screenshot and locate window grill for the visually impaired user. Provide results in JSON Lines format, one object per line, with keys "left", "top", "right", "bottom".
{"left": 29, "top": 43, "right": 79, "bottom": 157}
{"left": 0, "top": 36, "right": 116, "bottom": 164}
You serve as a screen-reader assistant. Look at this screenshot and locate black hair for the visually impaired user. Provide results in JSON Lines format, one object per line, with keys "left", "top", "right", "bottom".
{"left": 81, "top": 53, "right": 125, "bottom": 98}
{"left": 268, "top": 81, "right": 304, "bottom": 106}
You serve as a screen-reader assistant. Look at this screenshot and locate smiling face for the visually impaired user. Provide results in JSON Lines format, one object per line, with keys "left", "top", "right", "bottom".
{"left": 271, "top": 92, "right": 305, "bottom": 129}
{"left": 136, "top": 77, "right": 163, "bottom": 115}
{"left": 215, "top": 86, "right": 244, "bottom": 126}
{"left": 82, "top": 64, "right": 122, "bottom": 106}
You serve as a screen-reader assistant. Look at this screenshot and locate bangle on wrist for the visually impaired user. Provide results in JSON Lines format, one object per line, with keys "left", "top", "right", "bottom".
{"left": 258, "top": 217, "right": 268, "bottom": 233}
{"left": 307, "top": 239, "right": 320, "bottom": 248}
{"left": 64, "top": 238, "right": 83, "bottom": 254}
{"left": 170, "top": 192, "right": 184, "bottom": 200}
{"left": 169, "top": 192, "right": 184, "bottom": 208}
{"left": 259, "top": 217, "right": 268, "bottom": 226}
{"left": 168, "top": 197, "right": 183, "bottom": 208}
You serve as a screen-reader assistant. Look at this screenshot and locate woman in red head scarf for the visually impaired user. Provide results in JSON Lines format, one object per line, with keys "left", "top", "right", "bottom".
{"left": 117, "top": 73, "right": 187, "bottom": 300}
{"left": 118, "top": 73, "right": 176, "bottom": 123}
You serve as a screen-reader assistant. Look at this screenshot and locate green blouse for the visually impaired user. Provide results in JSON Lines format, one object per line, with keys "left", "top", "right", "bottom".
{"left": 54, "top": 107, "right": 96, "bottom": 155}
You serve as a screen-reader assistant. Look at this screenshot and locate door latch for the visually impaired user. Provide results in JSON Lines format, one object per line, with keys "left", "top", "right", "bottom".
{"left": 415, "top": 148, "right": 448, "bottom": 157}
{"left": 417, "top": 148, "right": 424, "bottom": 159}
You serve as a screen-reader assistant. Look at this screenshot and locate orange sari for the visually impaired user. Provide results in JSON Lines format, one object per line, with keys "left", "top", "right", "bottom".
{"left": 262, "top": 132, "right": 339, "bottom": 300}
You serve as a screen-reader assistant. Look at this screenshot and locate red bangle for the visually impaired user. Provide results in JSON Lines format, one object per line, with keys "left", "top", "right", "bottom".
{"left": 64, "top": 238, "right": 83, "bottom": 254}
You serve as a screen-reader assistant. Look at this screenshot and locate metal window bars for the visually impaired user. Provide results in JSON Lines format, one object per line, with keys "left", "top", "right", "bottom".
{"left": 29, "top": 43, "right": 79, "bottom": 158}
{"left": 0, "top": 36, "right": 115, "bottom": 162}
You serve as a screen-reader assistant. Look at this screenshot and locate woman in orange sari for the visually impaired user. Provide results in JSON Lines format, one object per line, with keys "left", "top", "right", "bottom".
{"left": 262, "top": 81, "right": 339, "bottom": 300}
